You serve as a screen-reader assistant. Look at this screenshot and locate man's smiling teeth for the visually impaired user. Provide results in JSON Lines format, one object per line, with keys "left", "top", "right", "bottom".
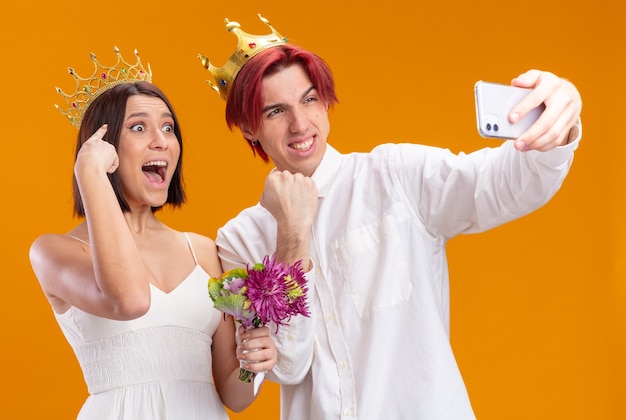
{"left": 291, "top": 139, "right": 313, "bottom": 151}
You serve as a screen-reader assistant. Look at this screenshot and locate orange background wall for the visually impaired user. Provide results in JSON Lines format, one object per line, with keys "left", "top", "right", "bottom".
{"left": 2, "top": 1, "right": 624, "bottom": 419}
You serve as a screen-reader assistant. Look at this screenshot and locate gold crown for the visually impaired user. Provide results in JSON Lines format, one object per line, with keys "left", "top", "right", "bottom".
{"left": 198, "top": 14, "right": 288, "bottom": 100}
{"left": 55, "top": 46, "right": 152, "bottom": 128}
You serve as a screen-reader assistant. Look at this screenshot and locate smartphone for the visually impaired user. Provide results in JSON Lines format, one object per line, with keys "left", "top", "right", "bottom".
{"left": 474, "top": 81, "right": 545, "bottom": 139}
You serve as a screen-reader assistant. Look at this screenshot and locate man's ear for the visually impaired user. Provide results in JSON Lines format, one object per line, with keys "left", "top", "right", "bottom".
{"left": 241, "top": 126, "right": 255, "bottom": 141}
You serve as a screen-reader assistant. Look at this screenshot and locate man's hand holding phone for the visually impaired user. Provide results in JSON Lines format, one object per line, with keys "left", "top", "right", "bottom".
{"left": 475, "top": 70, "right": 581, "bottom": 152}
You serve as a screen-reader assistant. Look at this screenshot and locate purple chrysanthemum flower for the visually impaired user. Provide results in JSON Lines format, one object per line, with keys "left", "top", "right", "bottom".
{"left": 246, "top": 255, "right": 291, "bottom": 326}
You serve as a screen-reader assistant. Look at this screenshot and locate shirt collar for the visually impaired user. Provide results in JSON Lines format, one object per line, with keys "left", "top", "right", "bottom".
{"left": 310, "top": 144, "right": 342, "bottom": 198}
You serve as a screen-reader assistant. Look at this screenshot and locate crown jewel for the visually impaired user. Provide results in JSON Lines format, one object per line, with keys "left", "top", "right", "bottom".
{"left": 55, "top": 46, "right": 152, "bottom": 128}
{"left": 198, "top": 14, "right": 288, "bottom": 101}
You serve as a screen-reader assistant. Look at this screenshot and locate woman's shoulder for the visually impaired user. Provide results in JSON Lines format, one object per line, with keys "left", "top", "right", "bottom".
{"left": 31, "top": 223, "right": 88, "bottom": 256}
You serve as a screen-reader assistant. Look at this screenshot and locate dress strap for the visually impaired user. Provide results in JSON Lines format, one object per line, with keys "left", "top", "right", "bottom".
{"left": 66, "top": 235, "right": 89, "bottom": 246}
{"left": 183, "top": 232, "right": 199, "bottom": 265}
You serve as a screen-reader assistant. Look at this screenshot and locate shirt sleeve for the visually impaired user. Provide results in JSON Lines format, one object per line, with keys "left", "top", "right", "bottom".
{"left": 389, "top": 120, "right": 581, "bottom": 238}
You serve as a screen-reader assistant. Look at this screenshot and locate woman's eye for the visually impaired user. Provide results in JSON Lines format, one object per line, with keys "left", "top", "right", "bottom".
{"left": 163, "top": 124, "right": 174, "bottom": 132}
{"left": 130, "top": 124, "right": 144, "bottom": 132}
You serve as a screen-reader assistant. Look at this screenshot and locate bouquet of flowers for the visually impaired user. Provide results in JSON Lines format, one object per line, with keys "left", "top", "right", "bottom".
{"left": 208, "top": 254, "right": 310, "bottom": 384}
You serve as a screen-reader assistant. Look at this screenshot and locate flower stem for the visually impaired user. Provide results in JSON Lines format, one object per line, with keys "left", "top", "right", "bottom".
{"left": 239, "top": 367, "right": 256, "bottom": 384}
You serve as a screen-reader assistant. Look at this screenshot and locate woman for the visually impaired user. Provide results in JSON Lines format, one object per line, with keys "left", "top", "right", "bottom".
{"left": 30, "top": 55, "right": 275, "bottom": 418}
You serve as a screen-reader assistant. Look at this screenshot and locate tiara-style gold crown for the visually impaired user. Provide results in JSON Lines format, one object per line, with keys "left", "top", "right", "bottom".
{"left": 198, "top": 14, "right": 288, "bottom": 101}
{"left": 55, "top": 46, "right": 152, "bottom": 128}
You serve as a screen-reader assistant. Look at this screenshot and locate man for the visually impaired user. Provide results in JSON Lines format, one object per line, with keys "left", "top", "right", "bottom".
{"left": 200, "top": 15, "right": 582, "bottom": 420}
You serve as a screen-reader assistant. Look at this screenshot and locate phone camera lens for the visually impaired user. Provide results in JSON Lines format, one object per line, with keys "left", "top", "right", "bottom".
{"left": 486, "top": 123, "right": 492, "bottom": 131}
{"left": 493, "top": 124, "right": 499, "bottom": 132}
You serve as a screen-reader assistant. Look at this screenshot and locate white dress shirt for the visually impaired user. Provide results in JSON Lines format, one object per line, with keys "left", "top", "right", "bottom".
{"left": 217, "top": 130, "right": 580, "bottom": 420}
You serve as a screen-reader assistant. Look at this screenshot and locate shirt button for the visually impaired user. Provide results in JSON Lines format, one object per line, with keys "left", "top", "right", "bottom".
{"left": 339, "top": 361, "right": 348, "bottom": 369}
{"left": 344, "top": 409, "right": 353, "bottom": 416}
{"left": 325, "top": 314, "right": 335, "bottom": 322}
